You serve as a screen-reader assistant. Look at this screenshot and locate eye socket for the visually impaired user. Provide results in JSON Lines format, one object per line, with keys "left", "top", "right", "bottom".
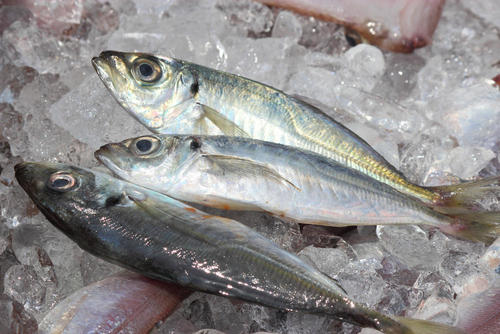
{"left": 133, "top": 58, "right": 162, "bottom": 83}
{"left": 133, "top": 136, "right": 160, "bottom": 155}
{"left": 47, "top": 172, "right": 78, "bottom": 192}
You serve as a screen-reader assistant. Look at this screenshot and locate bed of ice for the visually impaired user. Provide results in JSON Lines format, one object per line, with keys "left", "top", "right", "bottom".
{"left": 0, "top": 0, "right": 499, "bottom": 333}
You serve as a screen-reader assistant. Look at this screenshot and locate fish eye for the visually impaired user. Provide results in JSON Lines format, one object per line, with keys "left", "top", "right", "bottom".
{"left": 133, "top": 136, "right": 160, "bottom": 155}
{"left": 136, "top": 139, "right": 152, "bottom": 152}
{"left": 139, "top": 63, "right": 153, "bottom": 77}
{"left": 47, "top": 172, "right": 78, "bottom": 192}
{"left": 133, "top": 58, "right": 162, "bottom": 83}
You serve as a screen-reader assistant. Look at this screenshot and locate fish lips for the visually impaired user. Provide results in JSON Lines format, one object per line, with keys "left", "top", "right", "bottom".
{"left": 95, "top": 144, "right": 130, "bottom": 180}
{"left": 15, "top": 162, "right": 46, "bottom": 197}
{"left": 14, "top": 162, "right": 68, "bottom": 226}
{"left": 92, "top": 51, "right": 130, "bottom": 98}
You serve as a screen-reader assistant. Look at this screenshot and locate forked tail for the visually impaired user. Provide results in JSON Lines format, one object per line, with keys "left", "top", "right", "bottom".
{"left": 438, "top": 212, "right": 500, "bottom": 244}
{"left": 392, "top": 317, "right": 467, "bottom": 334}
{"left": 428, "top": 176, "right": 500, "bottom": 215}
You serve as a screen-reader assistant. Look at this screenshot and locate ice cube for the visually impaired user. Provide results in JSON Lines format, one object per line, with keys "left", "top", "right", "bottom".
{"left": 427, "top": 83, "right": 500, "bottom": 149}
{"left": 376, "top": 225, "right": 441, "bottom": 270}
{"left": 343, "top": 44, "right": 386, "bottom": 92}
{"left": 461, "top": 0, "right": 500, "bottom": 29}
{"left": 216, "top": 0, "right": 274, "bottom": 38}
{"left": 439, "top": 250, "right": 486, "bottom": 295}
{"left": 298, "top": 245, "right": 349, "bottom": 277}
{"left": 0, "top": 294, "right": 38, "bottom": 334}
{"left": 338, "top": 258, "right": 387, "bottom": 307}
{"left": 445, "top": 146, "right": 496, "bottom": 179}
{"left": 49, "top": 76, "right": 147, "bottom": 150}
{"left": 3, "top": 0, "right": 84, "bottom": 35}
{"left": 272, "top": 11, "right": 302, "bottom": 41}
{"left": 3, "top": 265, "right": 46, "bottom": 315}
{"left": 373, "top": 53, "right": 425, "bottom": 102}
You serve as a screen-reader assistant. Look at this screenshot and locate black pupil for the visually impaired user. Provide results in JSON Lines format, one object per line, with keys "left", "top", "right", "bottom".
{"left": 136, "top": 139, "right": 152, "bottom": 152}
{"left": 53, "top": 178, "right": 70, "bottom": 188}
{"left": 139, "top": 63, "right": 153, "bottom": 77}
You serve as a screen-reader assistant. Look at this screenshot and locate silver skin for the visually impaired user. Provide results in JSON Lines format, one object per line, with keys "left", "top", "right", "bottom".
{"left": 95, "top": 135, "right": 456, "bottom": 231}
{"left": 15, "top": 162, "right": 465, "bottom": 334}
{"left": 91, "top": 51, "right": 437, "bottom": 204}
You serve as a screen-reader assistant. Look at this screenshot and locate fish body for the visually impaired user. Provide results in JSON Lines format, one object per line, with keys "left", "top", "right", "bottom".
{"left": 455, "top": 279, "right": 500, "bottom": 334}
{"left": 255, "top": 0, "right": 445, "bottom": 53}
{"left": 91, "top": 51, "right": 438, "bottom": 205}
{"left": 96, "top": 135, "right": 500, "bottom": 243}
{"left": 97, "top": 135, "right": 448, "bottom": 228}
{"left": 39, "top": 271, "right": 191, "bottom": 334}
{"left": 15, "top": 162, "right": 464, "bottom": 334}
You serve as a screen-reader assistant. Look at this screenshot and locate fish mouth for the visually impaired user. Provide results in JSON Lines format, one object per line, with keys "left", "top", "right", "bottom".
{"left": 14, "top": 162, "right": 56, "bottom": 210}
{"left": 15, "top": 162, "right": 46, "bottom": 194}
{"left": 92, "top": 56, "right": 115, "bottom": 91}
{"left": 95, "top": 145, "right": 129, "bottom": 180}
{"left": 92, "top": 51, "right": 130, "bottom": 95}
{"left": 15, "top": 162, "right": 34, "bottom": 193}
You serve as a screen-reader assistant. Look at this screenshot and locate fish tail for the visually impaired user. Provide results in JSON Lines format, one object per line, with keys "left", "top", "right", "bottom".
{"left": 428, "top": 176, "right": 500, "bottom": 215}
{"left": 438, "top": 213, "right": 500, "bottom": 244}
{"left": 390, "top": 316, "right": 467, "bottom": 334}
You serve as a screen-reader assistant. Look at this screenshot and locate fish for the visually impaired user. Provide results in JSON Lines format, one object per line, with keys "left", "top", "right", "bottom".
{"left": 95, "top": 134, "right": 500, "bottom": 244}
{"left": 91, "top": 50, "right": 500, "bottom": 213}
{"left": 455, "top": 279, "right": 500, "bottom": 334}
{"left": 38, "top": 271, "right": 191, "bottom": 334}
{"left": 15, "top": 161, "right": 465, "bottom": 334}
{"left": 254, "top": 0, "right": 445, "bottom": 53}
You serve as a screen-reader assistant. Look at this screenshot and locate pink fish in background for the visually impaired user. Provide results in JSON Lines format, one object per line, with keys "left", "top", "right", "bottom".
{"left": 255, "top": 0, "right": 445, "bottom": 52}
{"left": 455, "top": 280, "right": 500, "bottom": 334}
{"left": 454, "top": 238, "right": 500, "bottom": 333}
{"left": 38, "top": 271, "right": 191, "bottom": 334}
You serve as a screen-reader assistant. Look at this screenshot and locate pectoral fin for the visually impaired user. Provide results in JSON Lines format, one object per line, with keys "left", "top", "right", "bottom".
{"left": 198, "top": 103, "right": 250, "bottom": 137}
{"left": 128, "top": 192, "right": 200, "bottom": 221}
{"left": 201, "top": 154, "right": 300, "bottom": 191}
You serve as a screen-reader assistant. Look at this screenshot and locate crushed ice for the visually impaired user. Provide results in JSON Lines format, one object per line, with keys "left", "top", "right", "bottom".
{"left": 0, "top": 0, "right": 499, "bottom": 333}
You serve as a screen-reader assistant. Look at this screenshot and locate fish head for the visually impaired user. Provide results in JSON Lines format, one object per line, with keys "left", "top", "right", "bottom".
{"left": 15, "top": 162, "right": 129, "bottom": 237}
{"left": 15, "top": 162, "right": 99, "bottom": 233}
{"left": 95, "top": 134, "right": 191, "bottom": 188}
{"left": 14, "top": 161, "right": 153, "bottom": 256}
{"left": 92, "top": 51, "right": 191, "bottom": 131}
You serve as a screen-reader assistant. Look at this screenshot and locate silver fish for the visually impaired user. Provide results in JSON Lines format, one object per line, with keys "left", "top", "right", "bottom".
{"left": 91, "top": 51, "right": 439, "bottom": 205}
{"left": 95, "top": 135, "right": 500, "bottom": 243}
{"left": 91, "top": 50, "right": 499, "bottom": 212}
{"left": 15, "top": 162, "right": 464, "bottom": 334}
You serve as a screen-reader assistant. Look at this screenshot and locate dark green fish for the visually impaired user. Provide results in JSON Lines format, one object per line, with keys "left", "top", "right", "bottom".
{"left": 16, "top": 162, "right": 464, "bottom": 334}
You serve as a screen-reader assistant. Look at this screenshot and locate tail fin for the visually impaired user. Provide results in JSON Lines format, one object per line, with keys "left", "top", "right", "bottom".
{"left": 428, "top": 176, "right": 500, "bottom": 215}
{"left": 394, "top": 317, "right": 467, "bottom": 334}
{"left": 438, "top": 213, "right": 500, "bottom": 244}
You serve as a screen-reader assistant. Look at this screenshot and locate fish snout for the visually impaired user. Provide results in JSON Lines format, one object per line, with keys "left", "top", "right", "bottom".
{"left": 98, "top": 50, "right": 125, "bottom": 65}
{"left": 14, "top": 162, "right": 44, "bottom": 194}
{"left": 95, "top": 144, "right": 131, "bottom": 174}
